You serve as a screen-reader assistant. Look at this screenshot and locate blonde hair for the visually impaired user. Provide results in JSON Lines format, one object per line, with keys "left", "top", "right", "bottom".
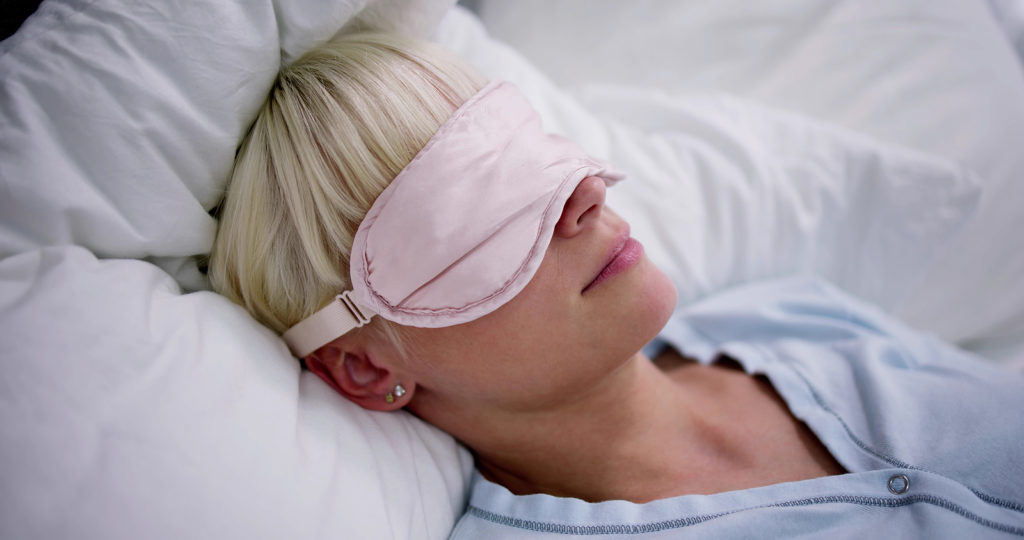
{"left": 209, "top": 32, "right": 486, "bottom": 347}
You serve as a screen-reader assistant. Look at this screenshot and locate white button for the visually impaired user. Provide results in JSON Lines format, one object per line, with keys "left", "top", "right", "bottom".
{"left": 888, "top": 474, "right": 910, "bottom": 495}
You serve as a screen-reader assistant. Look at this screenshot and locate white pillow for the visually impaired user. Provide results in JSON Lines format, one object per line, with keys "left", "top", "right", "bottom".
{"left": 0, "top": 0, "right": 452, "bottom": 271}
{"left": 589, "top": 91, "right": 980, "bottom": 314}
{"left": 0, "top": 0, "right": 472, "bottom": 538}
{"left": 0, "top": 246, "right": 471, "bottom": 539}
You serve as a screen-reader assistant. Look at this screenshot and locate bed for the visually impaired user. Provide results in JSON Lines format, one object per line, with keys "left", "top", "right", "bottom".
{"left": 1, "top": 0, "right": 1022, "bottom": 538}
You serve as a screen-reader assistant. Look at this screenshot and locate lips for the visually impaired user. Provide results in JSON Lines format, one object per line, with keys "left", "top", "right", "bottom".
{"left": 582, "top": 229, "right": 643, "bottom": 293}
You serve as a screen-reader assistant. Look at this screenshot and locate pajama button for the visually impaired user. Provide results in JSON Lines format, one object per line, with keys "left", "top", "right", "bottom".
{"left": 887, "top": 474, "right": 910, "bottom": 495}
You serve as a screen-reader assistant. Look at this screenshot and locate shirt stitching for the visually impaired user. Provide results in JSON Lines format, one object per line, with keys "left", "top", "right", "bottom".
{"left": 467, "top": 493, "right": 1024, "bottom": 536}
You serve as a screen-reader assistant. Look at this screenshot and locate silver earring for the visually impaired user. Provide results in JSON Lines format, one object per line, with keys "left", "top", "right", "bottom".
{"left": 385, "top": 384, "right": 406, "bottom": 404}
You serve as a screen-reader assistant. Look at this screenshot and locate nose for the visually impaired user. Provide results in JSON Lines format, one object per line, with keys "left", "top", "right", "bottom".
{"left": 554, "top": 176, "right": 605, "bottom": 238}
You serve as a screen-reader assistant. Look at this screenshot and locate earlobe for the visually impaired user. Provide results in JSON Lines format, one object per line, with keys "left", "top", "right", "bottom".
{"left": 384, "top": 383, "right": 408, "bottom": 405}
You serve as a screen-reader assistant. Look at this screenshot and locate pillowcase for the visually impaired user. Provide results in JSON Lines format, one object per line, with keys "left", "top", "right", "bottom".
{"left": 0, "top": 1, "right": 471, "bottom": 538}
{"left": 0, "top": 0, "right": 453, "bottom": 275}
{"left": 0, "top": 246, "right": 472, "bottom": 539}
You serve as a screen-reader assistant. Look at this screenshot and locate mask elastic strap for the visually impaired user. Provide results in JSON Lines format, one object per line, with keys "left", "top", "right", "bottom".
{"left": 282, "top": 291, "right": 375, "bottom": 358}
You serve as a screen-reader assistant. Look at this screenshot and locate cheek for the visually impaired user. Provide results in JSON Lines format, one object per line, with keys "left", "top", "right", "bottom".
{"left": 402, "top": 274, "right": 584, "bottom": 407}
{"left": 399, "top": 300, "right": 567, "bottom": 397}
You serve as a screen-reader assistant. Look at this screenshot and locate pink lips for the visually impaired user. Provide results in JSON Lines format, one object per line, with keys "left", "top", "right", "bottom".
{"left": 583, "top": 232, "right": 644, "bottom": 293}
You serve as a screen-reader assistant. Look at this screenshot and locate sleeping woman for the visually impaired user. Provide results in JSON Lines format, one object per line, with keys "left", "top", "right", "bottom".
{"left": 209, "top": 32, "right": 1024, "bottom": 538}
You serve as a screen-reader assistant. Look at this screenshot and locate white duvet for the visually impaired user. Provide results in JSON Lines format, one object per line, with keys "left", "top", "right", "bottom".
{"left": 2, "top": 1, "right": 1023, "bottom": 539}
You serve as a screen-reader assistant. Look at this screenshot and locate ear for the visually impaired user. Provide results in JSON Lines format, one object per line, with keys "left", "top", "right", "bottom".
{"left": 304, "top": 345, "right": 414, "bottom": 411}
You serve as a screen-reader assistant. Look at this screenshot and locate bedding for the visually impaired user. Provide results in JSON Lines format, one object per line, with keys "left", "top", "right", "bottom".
{"left": 2, "top": 0, "right": 1023, "bottom": 538}
{"left": 1, "top": 2, "right": 472, "bottom": 538}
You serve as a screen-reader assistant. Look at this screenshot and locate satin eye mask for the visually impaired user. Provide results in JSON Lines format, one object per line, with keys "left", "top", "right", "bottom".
{"left": 282, "top": 80, "right": 624, "bottom": 358}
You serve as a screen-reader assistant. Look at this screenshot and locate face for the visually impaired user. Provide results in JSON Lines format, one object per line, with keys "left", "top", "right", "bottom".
{"left": 396, "top": 176, "right": 677, "bottom": 415}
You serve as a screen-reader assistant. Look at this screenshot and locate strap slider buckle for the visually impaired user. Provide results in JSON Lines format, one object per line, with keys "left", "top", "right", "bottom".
{"left": 337, "top": 290, "right": 372, "bottom": 328}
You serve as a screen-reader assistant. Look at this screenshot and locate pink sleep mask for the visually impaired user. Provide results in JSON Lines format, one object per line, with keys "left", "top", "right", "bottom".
{"left": 282, "top": 80, "right": 624, "bottom": 358}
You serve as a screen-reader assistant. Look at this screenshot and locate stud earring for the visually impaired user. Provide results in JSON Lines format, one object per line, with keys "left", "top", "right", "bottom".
{"left": 385, "top": 384, "right": 406, "bottom": 404}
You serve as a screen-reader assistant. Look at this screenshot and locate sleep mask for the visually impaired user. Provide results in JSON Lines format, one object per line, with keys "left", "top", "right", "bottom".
{"left": 283, "top": 80, "right": 624, "bottom": 358}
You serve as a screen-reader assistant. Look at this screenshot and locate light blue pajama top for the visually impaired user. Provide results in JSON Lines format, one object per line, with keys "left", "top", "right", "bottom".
{"left": 449, "top": 278, "right": 1024, "bottom": 539}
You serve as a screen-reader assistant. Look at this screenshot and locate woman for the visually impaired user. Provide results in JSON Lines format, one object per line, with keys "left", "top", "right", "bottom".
{"left": 210, "top": 32, "right": 1024, "bottom": 538}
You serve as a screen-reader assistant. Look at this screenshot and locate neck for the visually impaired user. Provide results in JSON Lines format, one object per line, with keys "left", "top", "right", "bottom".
{"left": 413, "top": 353, "right": 727, "bottom": 503}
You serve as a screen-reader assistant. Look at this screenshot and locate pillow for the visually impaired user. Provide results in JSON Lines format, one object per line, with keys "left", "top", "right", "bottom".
{"left": 0, "top": 0, "right": 453, "bottom": 276}
{"left": 0, "top": 0, "right": 472, "bottom": 538}
{"left": 0, "top": 246, "right": 471, "bottom": 539}
{"left": 586, "top": 91, "right": 980, "bottom": 314}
